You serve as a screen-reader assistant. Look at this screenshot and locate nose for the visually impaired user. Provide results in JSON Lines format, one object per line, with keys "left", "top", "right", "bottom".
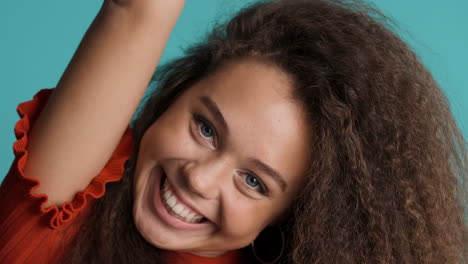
{"left": 182, "top": 157, "right": 231, "bottom": 200}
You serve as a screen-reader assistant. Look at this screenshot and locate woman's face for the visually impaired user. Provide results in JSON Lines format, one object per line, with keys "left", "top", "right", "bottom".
{"left": 133, "top": 58, "right": 311, "bottom": 257}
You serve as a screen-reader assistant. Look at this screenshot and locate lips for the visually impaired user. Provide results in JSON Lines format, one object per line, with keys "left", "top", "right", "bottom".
{"left": 152, "top": 169, "right": 213, "bottom": 230}
{"left": 160, "top": 177, "right": 207, "bottom": 223}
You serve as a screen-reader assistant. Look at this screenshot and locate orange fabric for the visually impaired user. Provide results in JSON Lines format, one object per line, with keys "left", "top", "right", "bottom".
{"left": 163, "top": 250, "right": 252, "bottom": 264}
{"left": 0, "top": 89, "right": 250, "bottom": 263}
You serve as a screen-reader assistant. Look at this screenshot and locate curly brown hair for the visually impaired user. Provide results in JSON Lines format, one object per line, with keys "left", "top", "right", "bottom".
{"left": 68, "top": 0, "right": 468, "bottom": 263}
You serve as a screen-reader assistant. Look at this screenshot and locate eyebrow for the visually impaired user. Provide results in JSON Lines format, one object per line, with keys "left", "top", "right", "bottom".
{"left": 249, "top": 158, "right": 288, "bottom": 192}
{"left": 199, "top": 96, "right": 229, "bottom": 133}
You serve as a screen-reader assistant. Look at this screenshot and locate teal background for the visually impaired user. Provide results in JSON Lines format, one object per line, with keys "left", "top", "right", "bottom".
{"left": 1, "top": 0, "right": 467, "bottom": 181}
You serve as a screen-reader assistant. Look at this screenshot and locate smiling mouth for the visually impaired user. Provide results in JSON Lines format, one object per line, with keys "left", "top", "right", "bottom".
{"left": 160, "top": 176, "right": 208, "bottom": 224}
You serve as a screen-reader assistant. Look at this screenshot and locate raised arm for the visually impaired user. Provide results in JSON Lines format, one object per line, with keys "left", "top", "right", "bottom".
{"left": 23, "top": 0, "right": 186, "bottom": 207}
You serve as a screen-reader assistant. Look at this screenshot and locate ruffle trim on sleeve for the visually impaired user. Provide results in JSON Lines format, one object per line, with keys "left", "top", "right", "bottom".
{"left": 12, "top": 89, "right": 133, "bottom": 230}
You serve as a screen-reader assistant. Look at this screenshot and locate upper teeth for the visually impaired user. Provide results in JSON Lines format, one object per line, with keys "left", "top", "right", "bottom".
{"left": 162, "top": 179, "right": 205, "bottom": 223}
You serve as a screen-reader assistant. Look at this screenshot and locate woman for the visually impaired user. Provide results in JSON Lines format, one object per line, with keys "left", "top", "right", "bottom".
{"left": 1, "top": 0, "right": 467, "bottom": 263}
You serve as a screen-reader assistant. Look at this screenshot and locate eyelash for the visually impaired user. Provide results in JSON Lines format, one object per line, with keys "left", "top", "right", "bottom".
{"left": 192, "top": 113, "right": 270, "bottom": 197}
{"left": 241, "top": 172, "right": 270, "bottom": 197}
{"left": 193, "top": 114, "right": 217, "bottom": 146}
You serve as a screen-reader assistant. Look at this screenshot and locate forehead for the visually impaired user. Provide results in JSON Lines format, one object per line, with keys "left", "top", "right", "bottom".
{"left": 191, "top": 58, "right": 298, "bottom": 122}
{"left": 203, "top": 59, "right": 293, "bottom": 105}
{"left": 184, "top": 58, "right": 311, "bottom": 190}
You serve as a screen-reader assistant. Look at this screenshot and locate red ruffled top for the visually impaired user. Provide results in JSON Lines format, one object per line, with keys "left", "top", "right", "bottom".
{"left": 0, "top": 89, "right": 251, "bottom": 264}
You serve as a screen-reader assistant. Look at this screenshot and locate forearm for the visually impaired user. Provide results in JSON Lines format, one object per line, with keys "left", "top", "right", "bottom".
{"left": 50, "top": 1, "right": 178, "bottom": 139}
{"left": 25, "top": 2, "right": 183, "bottom": 206}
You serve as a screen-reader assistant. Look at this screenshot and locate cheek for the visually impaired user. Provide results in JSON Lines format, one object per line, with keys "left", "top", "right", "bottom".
{"left": 219, "top": 198, "right": 273, "bottom": 245}
{"left": 141, "top": 116, "right": 193, "bottom": 160}
{"left": 219, "top": 192, "right": 297, "bottom": 245}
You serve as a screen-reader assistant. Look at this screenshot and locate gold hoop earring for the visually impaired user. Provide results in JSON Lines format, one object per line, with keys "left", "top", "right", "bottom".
{"left": 251, "top": 226, "right": 284, "bottom": 264}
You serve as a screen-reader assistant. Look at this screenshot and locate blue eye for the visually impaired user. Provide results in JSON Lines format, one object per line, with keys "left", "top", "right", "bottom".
{"left": 245, "top": 174, "right": 260, "bottom": 187}
{"left": 193, "top": 114, "right": 217, "bottom": 146}
{"left": 243, "top": 173, "right": 269, "bottom": 196}
{"left": 200, "top": 122, "right": 214, "bottom": 138}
